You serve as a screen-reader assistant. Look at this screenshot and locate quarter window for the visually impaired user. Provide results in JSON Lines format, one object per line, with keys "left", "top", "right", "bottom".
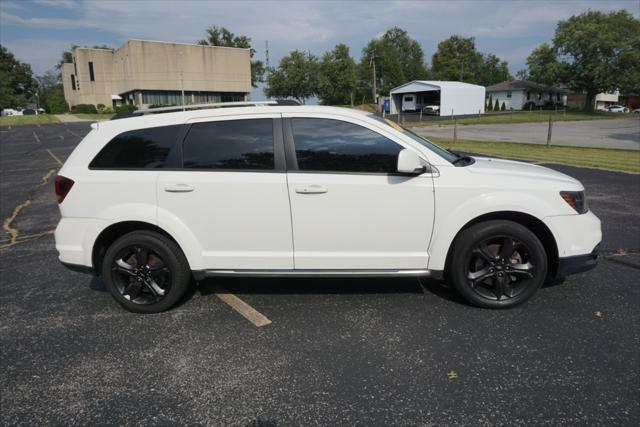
{"left": 90, "top": 125, "right": 182, "bottom": 169}
{"left": 291, "top": 118, "right": 402, "bottom": 173}
{"left": 182, "top": 119, "right": 274, "bottom": 170}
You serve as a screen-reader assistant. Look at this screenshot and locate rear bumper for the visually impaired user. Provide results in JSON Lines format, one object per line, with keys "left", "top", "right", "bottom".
{"left": 556, "top": 243, "right": 600, "bottom": 277}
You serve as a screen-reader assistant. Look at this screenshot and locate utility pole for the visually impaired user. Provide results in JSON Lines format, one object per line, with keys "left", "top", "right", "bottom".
{"left": 265, "top": 40, "right": 270, "bottom": 69}
{"left": 369, "top": 50, "right": 377, "bottom": 106}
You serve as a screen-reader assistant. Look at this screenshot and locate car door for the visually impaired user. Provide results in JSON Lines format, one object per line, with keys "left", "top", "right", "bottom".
{"left": 283, "top": 114, "right": 435, "bottom": 270}
{"left": 156, "top": 114, "right": 294, "bottom": 270}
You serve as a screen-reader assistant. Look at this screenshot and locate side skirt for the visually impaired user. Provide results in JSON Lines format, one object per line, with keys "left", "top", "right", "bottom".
{"left": 192, "top": 269, "right": 431, "bottom": 281}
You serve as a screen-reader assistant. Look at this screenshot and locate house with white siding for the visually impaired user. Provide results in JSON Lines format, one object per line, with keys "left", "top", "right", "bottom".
{"left": 485, "top": 80, "right": 567, "bottom": 110}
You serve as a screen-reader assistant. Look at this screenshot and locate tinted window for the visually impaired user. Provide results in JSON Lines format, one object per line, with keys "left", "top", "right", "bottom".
{"left": 291, "top": 118, "right": 402, "bottom": 173}
{"left": 182, "top": 119, "right": 274, "bottom": 170}
{"left": 88, "top": 62, "right": 95, "bottom": 81}
{"left": 90, "top": 125, "right": 182, "bottom": 169}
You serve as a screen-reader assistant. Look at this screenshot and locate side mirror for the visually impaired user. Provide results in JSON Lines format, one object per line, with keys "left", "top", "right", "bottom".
{"left": 397, "top": 149, "right": 426, "bottom": 175}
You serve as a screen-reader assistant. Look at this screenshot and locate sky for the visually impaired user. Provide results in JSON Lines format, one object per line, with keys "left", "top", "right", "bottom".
{"left": 1, "top": 0, "right": 638, "bottom": 100}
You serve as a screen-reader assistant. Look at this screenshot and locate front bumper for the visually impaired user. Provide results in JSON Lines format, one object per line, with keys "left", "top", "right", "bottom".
{"left": 556, "top": 243, "right": 600, "bottom": 277}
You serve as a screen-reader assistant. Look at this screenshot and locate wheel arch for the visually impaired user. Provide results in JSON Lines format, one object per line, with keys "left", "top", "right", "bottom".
{"left": 442, "top": 211, "right": 559, "bottom": 277}
{"left": 92, "top": 221, "right": 185, "bottom": 276}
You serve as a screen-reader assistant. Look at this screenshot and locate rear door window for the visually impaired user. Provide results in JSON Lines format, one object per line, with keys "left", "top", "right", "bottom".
{"left": 90, "top": 125, "right": 182, "bottom": 169}
{"left": 182, "top": 118, "right": 274, "bottom": 170}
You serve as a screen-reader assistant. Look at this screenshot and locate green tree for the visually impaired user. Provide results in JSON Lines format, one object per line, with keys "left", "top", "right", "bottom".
{"left": 0, "top": 45, "right": 35, "bottom": 109}
{"left": 522, "top": 10, "right": 640, "bottom": 110}
{"left": 264, "top": 50, "right": 318, "bottom": 104}
{"left": 554, "top": 10, "right": 640, "bottom": 109}
{"left": 198, "top": 26, "right": 265, "bottom": 88}
{"left": 360, "top": 27, "right": 429, "bottom": 97}
{"left": 523, "top": 43, "right": 563, "bottom": 86}
{"left": 317, "top": 44, "right": 357, "bottom": 105}
{"left": 36, "top": 71, "right": 67, "bottom": 113}
{"left": 431, "top": 35, "right": 511, "bottom": 86}
{"left": 487, "top": 94, "right": 493, "bottom": 111}
{"left": 500, "top": 101, "right": 506, "bottom": 111}
{"left": 494, "top": 99, "right": 500, "bottom": 111}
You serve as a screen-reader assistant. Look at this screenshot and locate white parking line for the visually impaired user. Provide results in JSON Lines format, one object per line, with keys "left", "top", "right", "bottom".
{"left": 47, "top": 149, "right": 64, "bottom": 166}
{"left": 214, "top": 286, "right": 272, "bottom": 327}
{"left": 32, "top": 131, "right": 40, "bottom": 143}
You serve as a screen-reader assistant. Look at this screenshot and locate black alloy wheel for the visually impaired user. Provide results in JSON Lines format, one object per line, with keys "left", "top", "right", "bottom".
{"left": 111, "top": 245, "right": 171, "bottom": 305}
{"left": 449, "top": 220, "right": 548, "bottom": 308}
{"left": 101, "top": 230, "right": 191, "bottom": 313}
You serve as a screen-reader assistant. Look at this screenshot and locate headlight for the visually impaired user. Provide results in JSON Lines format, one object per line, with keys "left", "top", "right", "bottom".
{"left": 560, "top": 191, "right": 588, "bottom": 214}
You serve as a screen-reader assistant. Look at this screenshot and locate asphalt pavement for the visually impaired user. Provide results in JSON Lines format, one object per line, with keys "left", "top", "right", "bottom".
{"left": 1, "top": 123, "right": 639, "bottom": 426}
{"left": 414, "top": 118, "right": 640, "bottom": 150}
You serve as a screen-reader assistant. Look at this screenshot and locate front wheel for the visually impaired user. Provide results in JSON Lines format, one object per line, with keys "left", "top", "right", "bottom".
{"left": 101, "top": 230, "right": 191, "bottom": 313}
{"left": 448, "top": 220, "right": 547, "bottom": 308}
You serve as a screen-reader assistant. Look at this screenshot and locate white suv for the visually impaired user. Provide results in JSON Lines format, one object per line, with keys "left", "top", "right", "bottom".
{"left": 54, "top": 103, "right": 601, "bottom": 313}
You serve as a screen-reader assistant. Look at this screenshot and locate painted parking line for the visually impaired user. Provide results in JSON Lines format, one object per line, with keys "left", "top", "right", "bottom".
{"left": 213, "top": 285, "right": 272, "bottom": 327}
{"left": 32, "top": 131, "right": 40, "bottom": 143}
{"left": 47, "top": 149, "right": 64, "bottom": 166}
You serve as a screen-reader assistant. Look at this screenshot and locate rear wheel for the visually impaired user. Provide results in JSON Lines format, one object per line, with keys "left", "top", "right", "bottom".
{"left": 448, "top": 220, "right": 547, "bottom": 308}
{"left": 101, "top": 231, "right": 191, "bottom": 313}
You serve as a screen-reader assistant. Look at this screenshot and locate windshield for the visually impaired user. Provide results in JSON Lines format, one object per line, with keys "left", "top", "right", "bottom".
{"left": 368, "top": 114, "right": 459, "bottom": 163}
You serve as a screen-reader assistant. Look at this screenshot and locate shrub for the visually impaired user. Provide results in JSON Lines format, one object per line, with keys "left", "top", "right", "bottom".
{"left": 115, "top": 104, "right": 137, "bottom": 113}
{"left": 70, "top": 104, "right": 97, "bottom": 114}
{"left": 494, "top": 99, "right": 500, "bottom": 111}
{"left": 96, "top": 104, "right": 114, "bottom": 114}
{"left": 523, "top": 101, "right": 536, "bottom": 111}
{"left": 487, "top": 95, "right": 493, "bottom": 111}
{"left": 500, "top": 102, "right": 506, "bottom": 111}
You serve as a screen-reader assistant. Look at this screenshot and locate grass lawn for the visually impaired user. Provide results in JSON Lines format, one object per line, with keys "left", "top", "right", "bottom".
{"left": 0, "top": 114, "right": 60, "bottom": 126}
{"left": 405, "top": 111, "right": 634, "bottom": 127}
{"left": 430, "top": 137, "right": 640, "bottom": 174}
{"left": 72, "top": 113, "right": 115, "bottom": 120}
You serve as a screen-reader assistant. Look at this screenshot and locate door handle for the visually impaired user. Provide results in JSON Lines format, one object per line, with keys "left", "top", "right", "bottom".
{"left": 295, "top": 185, "right": 328, "bottom": 194}
{"left": 164, "top": 183, "right": 194, "bottom": 193}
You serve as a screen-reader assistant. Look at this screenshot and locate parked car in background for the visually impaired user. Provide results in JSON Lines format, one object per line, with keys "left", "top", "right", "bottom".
{"left": 54, "top": 102, "right": 601, "bottom": 313}
{"left": 1, "top": 108, "right": 23, "bottom": 116}
{"left": 422, "top": 104, "right": 440, "bottom": 115}
{"left": 22, "top": 108, "right": 36, "bottom": 115}
{"left": 607, "top": 105, "right": 629, "bottom": 113}
{"left": 632, "top": 108, "right": 640, "bottom": 114}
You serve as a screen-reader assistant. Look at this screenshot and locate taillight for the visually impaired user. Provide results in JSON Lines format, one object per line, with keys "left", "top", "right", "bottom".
{"left": 54, "top": 175, "right": 74, "bottom": 203}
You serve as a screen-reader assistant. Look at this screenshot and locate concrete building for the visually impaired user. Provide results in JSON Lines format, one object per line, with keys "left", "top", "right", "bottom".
{"left": 389, "top": 81, "right": 485, "bottom": 116}
{"left": 485, "top": 80, "right": 567, "bottom": 110}
{"left": 62, "top": 39, "right": 251, "bottom": 109}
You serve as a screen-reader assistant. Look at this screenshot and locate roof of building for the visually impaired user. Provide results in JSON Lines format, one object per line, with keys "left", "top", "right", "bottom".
{"left": 390, "top": 80, "right": 485, "bottom": 94}
{"left": 486, "top": 80, "right": 568, "bottom": 93}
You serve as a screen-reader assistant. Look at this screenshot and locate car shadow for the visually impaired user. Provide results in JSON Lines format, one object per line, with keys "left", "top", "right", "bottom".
{"left": 197, "top": 275, "right": 473, "bottom": 306}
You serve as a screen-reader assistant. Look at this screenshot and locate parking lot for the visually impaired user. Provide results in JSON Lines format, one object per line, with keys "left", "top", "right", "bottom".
{"left": 414, "top": 118, "right": 640, "bottom": 150}
{"left": 1, "top": 122, "right": 639, "bottom": 425}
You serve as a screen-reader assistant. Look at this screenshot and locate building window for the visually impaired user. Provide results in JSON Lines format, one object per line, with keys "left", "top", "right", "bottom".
{"left": 70, "top": 75, "right": 76, "bottom": 90}
{"left": 88, "top": 62, "right": 95, "bottom": 81}
{"left": 526, "top": 91, "right": 530, "bottom": 100}
{"left": 507, "top": 91, "right": 512, "bottom": 98}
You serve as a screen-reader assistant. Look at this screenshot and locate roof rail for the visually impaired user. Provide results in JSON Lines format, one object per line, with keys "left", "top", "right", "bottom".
{"left": 134, "top": 100, "right": 278, "bottom": 114}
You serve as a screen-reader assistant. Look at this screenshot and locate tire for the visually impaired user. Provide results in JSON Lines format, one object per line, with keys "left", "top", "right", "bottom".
{"left": 101, "top": 230, "right": 191, "bottom": 313}
{"left": 448, "top": 220, "right": 547, "bottom": 309}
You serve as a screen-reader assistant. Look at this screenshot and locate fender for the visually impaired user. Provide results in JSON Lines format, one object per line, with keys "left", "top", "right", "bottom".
{"left": 156, "top": 206, "right": 205, "bottom": 270}
{"left": 427, "top": 191, "right": 558, "bottom": 271}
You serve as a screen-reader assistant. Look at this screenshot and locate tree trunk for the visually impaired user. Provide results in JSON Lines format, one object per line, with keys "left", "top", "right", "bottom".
{"left": 584, "top": 90, "right": 597, "bottom": 112}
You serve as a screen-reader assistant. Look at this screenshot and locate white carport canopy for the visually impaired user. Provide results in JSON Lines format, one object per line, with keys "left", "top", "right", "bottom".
{"left": 389, "top": 80, "right": 486, "bottom": 116}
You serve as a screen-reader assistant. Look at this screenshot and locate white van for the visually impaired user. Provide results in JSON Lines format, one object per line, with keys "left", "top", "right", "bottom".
{"left": 402, "top": 94, "right": 416, "bottom": 112}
